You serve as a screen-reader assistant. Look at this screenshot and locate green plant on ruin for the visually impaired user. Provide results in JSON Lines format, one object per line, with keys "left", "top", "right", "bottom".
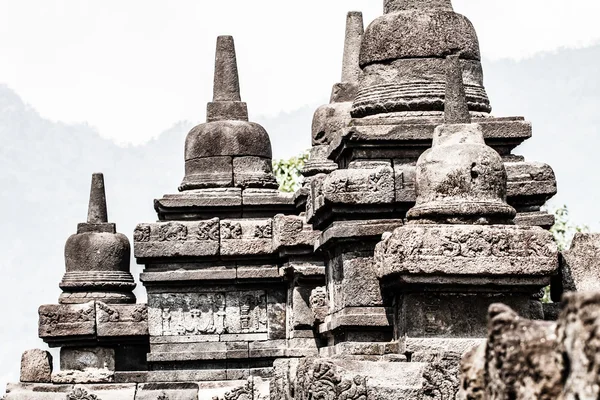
{"left": 272, "top": 151, "right": 309, "bottom": 193}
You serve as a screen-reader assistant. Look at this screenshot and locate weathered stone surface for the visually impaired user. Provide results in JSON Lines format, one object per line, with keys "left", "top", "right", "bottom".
{"left": 558, "top": 292, "right": 600, "bottom": 400}
{"left": 60, "top": 174, "right": 136, "bottom": 305}
{"left": 376, "top": 224, "right": 558, "bottom": 281}
{"left": 134, "top": 219, "right": 220, "bottom": 258}
{"left": 309, "top": 286, "right": 328, "bottom": 324}
{"left": 397, "top": 293, "right": 543, "bottom": 338}
{"left": 220, "top": 219, "right": 274, "bottom": 256}
{"left": 5, "top": 383, "right": 73, "bottom": 400}
{"left": 561, "top": 233, "right": 600, "bottom": 293}
{"left": 39, "top": 302, "right": 96, "bottom": 339}
{"left": 233, "top": 156, "right": 278, "bottom": 189}
{"left": 135, "top": 382, "right": 199, "bottom": 399}
{"left": 95, "top": 302, "right": 148, "bottom": 337}
{"left": 20, "top": 349, "right": 53, "bottom": 383}
{"left": 52, "top": 369, "right": 114, "bottom": 384}
{"left": 320, "top": 164, "right": 395, "bottom": 206}
{"left": 272, "top": 214, "right": 319, "bottom": 250}
{"left": 485, "top": 303, "right": 562, "bottom": 400}
{"left": 60, "top": 347, "right": 115, "bottom": 372}
{"left": 182, "top": 156, "right": 233, "bottom": 189}
{"left": 457, "top": 343, "right": 485, "bottom": 400}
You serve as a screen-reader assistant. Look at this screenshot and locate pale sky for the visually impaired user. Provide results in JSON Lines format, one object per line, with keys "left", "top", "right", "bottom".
{"left": 1, "top": 0, "right": 600, "bottom": 146}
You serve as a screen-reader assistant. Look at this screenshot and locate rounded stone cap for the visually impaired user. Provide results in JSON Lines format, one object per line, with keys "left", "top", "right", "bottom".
{"left": 184, "top": 120, "right": 272, "bottom": 160}
{"left": 360, "top": 11, "right": 480, "bottom": 67}
{"left": 64, "top": 232, "right": 131, "bottom": 273}
{"left": 408, "top": 123, "right": 516, "bottom": 224}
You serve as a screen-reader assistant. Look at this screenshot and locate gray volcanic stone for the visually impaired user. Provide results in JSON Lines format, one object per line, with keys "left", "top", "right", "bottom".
{"left": 485, "top": 304, "right": 562, "bottom": 400}
{"left": 558, "top": 292, "right": 600, "bottom": 399}
{"left": 180, "top": 36, "right": 278, "bottom": 191}
{"left": 4, "top": 383, "right": 74, "bottom": 400}
{"left": 353, "top": 1, "right": 490, "bottom": 118}
{"left": 376, "top": 224, "right": 558, "bottom": 280}
{"left": 60, "top": 174, "right": 136, "bottom": 305}
{"left": 60, "top": 347, "right": 115, "bottom": 371}
{"left": 457, "top": 344, "right": 485, "bottom": 400}
{"left": 561, "top": 233, "right": 600, "bottom": 293}
{"left": 20, "top": 349, "right": 53, "bottom": 383}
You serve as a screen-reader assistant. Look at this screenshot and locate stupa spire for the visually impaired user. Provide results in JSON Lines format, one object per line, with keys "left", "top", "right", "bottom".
{"left": 384, "top": 0, "right": 453, "bottom": 13}
{"left": 444, "top": 55, "right": 471, "bottom": 125}
{"left": 87, "top": 173, "right": 108, "bottom": 224}
{"left": 213, "top": 35, "right": 241, "bottom": 102}
{"left": 341, "top": 11, "right": 364, "bottom": 84}
{"left": 206, "top": 36, "right": 249, "bottom": 122}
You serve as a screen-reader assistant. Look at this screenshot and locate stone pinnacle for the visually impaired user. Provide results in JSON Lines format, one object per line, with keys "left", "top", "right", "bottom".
{"left": 341, "top": 11, "right": 364, "bottom": 84}
{"left": 444, "top": 55, "right": 471, "bottom": 125}
{"left": 87, "top": 173, "right": 108, "bottom": 224}
{"left": 384, "top": 0, "right": 453, "bottom": 13}
{"left": 213, "top": 35, "right": 241, "bottom": 102}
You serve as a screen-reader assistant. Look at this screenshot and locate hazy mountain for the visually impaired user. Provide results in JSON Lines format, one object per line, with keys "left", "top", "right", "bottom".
{"left": 1, "top": 44, "right": 600, "bottom": 392}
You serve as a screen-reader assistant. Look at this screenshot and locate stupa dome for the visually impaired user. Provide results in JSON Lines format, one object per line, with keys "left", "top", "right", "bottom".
{"left": 352, "top": 0, "right": 491, "bottom": 118}
{"left": 180, "top": 36, "right": 277, "bottom": 191}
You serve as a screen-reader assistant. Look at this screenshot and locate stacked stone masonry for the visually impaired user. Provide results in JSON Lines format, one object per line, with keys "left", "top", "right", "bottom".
{"left": 7, "top": 1, "right": 594, "bottom": 400}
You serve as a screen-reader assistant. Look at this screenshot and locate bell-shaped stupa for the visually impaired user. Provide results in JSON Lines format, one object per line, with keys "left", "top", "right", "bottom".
{"left": 60, "top": 173, "right": 135, "bottom": 304}
{"left": 407, "top": 55, "right": 515, "bottom": 224}
{"left": 352, "top": 0, "right": 491, "bottom": 118}
{"left": 180, "top": 35, "right": 278, "bottom": 191}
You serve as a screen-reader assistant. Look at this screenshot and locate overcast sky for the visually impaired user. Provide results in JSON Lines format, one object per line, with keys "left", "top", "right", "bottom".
{"left": 1, "top": 0, "right": 600, "bottom": 146}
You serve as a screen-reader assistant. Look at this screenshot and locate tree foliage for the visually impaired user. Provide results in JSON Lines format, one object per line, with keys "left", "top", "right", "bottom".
{"left": 547, "top": 205, "right": 589, "bottom": 251}
{"left": 272, "top": 151, "right": 309, "bottom": 193}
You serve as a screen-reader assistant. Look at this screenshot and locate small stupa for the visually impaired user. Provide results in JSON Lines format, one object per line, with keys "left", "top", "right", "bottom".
{"left": 60, "top": 173, "right": 135, "bottom": 304}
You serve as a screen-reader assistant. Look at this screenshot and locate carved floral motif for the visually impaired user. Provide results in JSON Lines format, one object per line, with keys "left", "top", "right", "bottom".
{"left": 197, "top": 218, "right": 220, "bottom": 241}
{"left": 67, "top": 387, "right": 99, "bottom": 400}
{"left": 221, "top": 222, "right": 243, "bottom": 239}
{"left": 134, "top": 224, "right": 151, "bottom": 242}
{"left": 157, "top": 222, "right": 188, "bottom": 242}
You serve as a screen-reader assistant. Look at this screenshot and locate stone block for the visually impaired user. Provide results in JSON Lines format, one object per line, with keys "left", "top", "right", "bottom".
{"left": 4, "top": 383, "right": 73, "bottom": 400}
{"left": 135, "top": 382, "right": 199, "bottom": 399}
{"left": 70, "top": 384, "right": 137, "bottom": 400}
{"left": 376, "top": 224, "right": 558, "bottom": 283}
{"left": 220, "top": 219, "right": 274, "bottom": 256}
{"left": 141, "top": 266, "right": 237, "bottom": 283}
{"left": 320, "top": 164, "right": 395, "bottom": 205}
{"left": 397, "top": 293, "right": 543, "bottom": 338}
{"left": 272, "top": 214, "right": 319, "bottom": 250}
{"left": 52, "top": 369, "right": 114, "bottom": 384}
{"left": 147, "top": 370, "right": 226, "bottom": 382}
{"left": 197, "top": 380, "right": 249, "bottom": 400}
{"left": 393, "top": 161, "right": 417, "bottom": 203}
{"left": 96, "top": 302, "right": 148, "bottom": 337}
{"left": 20, "top": 349, "right": 53, "bottom": 383}
{"left": 233, "top": 156, "right": 278, "bottom": 189}
{"left": 60, "top": 347, "right": 115, "bottom": 371}
{"left": 38, "top": 302, "right": 96, "bottom": 339}
{"left": 182, "top": 156, "right": 233, "bottom": 189}
{"left": 291, "top": 286, "right": 313, "bottom": 329}
{"left": 236, "top": 265, "right": 280, "bottom": 279}
{"left": 457, "top": 344, "right": 486, "bottom": 400}
{"left": 561, "top": 233, "right": 600, "bottom": 293}
{"left": 309, "top": 287, "right": 328, "bottom": 324}
{"left": 248, "top": 340, "right": 286, "bottom": 358}
{"left": 155, "top": 188, "right": 242, "bottom": 219}
{"left": 484, "top": 303, "right": 562, "bottom": 399}
{"left": 134, "top": 219, "right": 220, "bottom": 258}
{"left": 505, "top": 161, "right": 557, "bottom": 203}
{"left": 558, "top": 292, "right": 600, "bottom": 399}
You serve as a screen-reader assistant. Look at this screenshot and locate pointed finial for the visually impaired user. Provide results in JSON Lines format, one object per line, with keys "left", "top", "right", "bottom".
{"left": 341, "top": 12, "right": 364, "bottom": 84}
{"left": 87, "top": 173, "right": 108, "bottom": 224}
{"left": 444, "top": 55, "right": 471, "bottom": 124}
{"left": 213, "top": 36, "right": 241, "bottom": 102}
{"left": 384, "top": 0, "right": 453, "bottom": 13}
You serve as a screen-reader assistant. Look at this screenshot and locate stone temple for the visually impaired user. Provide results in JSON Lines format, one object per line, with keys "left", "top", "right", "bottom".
{"left": 6, "top": 1, "right": 600, "bottom": 399}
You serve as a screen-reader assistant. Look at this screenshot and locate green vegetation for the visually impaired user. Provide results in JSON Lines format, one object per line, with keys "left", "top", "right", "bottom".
{"left": 272, "top": 151, "right": 309, "bottom": 193}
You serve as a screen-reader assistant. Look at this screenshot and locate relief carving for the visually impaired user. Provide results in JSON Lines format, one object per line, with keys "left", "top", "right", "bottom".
{"left": 385, "top": 227, "right": 555, "bottom": 259}
{"left": 160, "top": 294, "right": 226, "bottom": 335}
{"left": 133, "top": 224, "right": 151, "bottom": 242}
{"left": 310, "top": 287, "right": 329, "bottom": 323}
{"left": 240, "top": 293, "right": 267, "bottom": 333}
{"left": 67, "top": 387, "right": 100, "bottom": 400}
{"left": 221, "top": 222, "right": 243, "bottom": 239}
{"left": 422, "top": 353, "right": 461, "bottom": 400}
{"left": 253, "top": 223, "right": 273, "bottom": 239}
{"left": 157, "top": 222, "right": 188, "bottom": 242}
{"left": 197, "top": 218, "right": 220, "bottom": 241}
{"left": 97, "top": 302, "right": 119, "bottom": 323}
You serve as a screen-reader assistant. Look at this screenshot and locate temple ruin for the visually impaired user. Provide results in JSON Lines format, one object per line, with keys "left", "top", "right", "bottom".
{"left": 6, "top": 1, "right": 599, "bottom": 399}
